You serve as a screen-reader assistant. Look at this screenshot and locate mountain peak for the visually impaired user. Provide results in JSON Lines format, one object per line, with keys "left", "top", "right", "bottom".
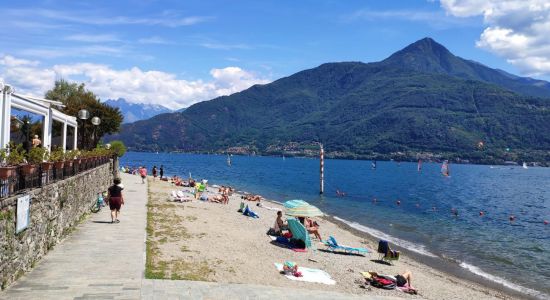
{"left": 385, "top": 37, "right": 453, "bottom": 63}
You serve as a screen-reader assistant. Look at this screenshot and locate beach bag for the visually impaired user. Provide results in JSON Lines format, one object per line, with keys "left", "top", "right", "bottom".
{"left": 371, "top": 276, "right": 396, "bottom": 290}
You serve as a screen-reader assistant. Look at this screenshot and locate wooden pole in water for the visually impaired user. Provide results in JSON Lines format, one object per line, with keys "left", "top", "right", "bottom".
{"left": 320, "top": 143, "right": 324, "bottom": 194}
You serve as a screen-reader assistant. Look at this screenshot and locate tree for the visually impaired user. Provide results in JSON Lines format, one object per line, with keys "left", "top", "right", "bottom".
{"left": 109, "top": 140, "right": 127, "bottom": 157}
{"left": 45, "top": 80, "right": 123, "bottom": 150}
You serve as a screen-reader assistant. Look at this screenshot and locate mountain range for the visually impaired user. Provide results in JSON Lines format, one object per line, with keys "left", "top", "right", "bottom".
{"left": 107, "top": 38, "right": 550, "bottom": 164}
{"left": 104, "top": 98, "right": 174, "bottom": 123}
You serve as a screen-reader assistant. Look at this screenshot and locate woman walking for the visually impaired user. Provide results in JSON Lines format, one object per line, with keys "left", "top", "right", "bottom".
{"left": 108, "top": 178, "right": 124, "bottom": 223}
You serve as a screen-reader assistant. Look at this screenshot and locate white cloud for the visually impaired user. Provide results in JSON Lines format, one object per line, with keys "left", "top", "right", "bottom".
{"left": 0, "top": 55, "right": 270, "bottom": 109}
{"left": 344, "top": 8, "right": 474, "bottom": 28}
{"left": 65, "top": 34, "right": 120, "bottom": 43}
{"left": 438, "top": 0, "right": 550, "bottom": 76}
{"left": 138, "top": 36, "right": 171, "bottom": 44}
{"left": 5, "top": 8, "right": 212, "bottom": 28}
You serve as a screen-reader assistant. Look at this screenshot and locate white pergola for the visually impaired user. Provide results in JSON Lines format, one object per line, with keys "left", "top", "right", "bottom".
{"left": 1, "top": 82, "right": 78, "bottom": 151}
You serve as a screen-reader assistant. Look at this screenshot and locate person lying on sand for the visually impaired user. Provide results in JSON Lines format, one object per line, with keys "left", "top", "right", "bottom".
{"left": 241, "top": 194, "right": 262, "bottom": 201}
{"left": 395, "top": 270, "right": 414, "bottom": 290}
{"left": 299, "top": 217, "right": 322, "bottom": 241}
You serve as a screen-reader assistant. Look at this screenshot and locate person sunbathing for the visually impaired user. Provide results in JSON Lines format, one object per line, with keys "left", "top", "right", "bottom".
{"left": 300, "top": 217, "right": 322, "bottom": 241}
{"left": 241, "top": 194, "right": 262, "bottom": 201}
{"left": 209, "top": 194, "right": 223, "bottom": 203}
{"left": 395, "top": 270, "right": 416, "bottom": 293}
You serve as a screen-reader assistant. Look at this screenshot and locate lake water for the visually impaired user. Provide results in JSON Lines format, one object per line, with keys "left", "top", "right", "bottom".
{"left": 121, "top": 152, "right": 550, "bottom": 298}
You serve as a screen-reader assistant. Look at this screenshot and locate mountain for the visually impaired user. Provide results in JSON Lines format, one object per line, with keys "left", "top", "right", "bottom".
{"left": 104, "top": 98, "right": 173, "bottom": 123}
{"left": 107, "top": 38, "right": 550, "bottom": 163}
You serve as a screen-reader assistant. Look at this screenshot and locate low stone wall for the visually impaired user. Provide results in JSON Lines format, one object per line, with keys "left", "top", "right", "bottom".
{"left": 0, "top": 162, "right": 114, "bottom": 289}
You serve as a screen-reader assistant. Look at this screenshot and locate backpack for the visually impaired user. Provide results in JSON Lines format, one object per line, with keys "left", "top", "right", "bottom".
{"left": 370, "top": 276, "right": 396, "bottom": 290}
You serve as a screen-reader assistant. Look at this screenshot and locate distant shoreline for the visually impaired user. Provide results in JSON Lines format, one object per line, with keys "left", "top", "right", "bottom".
{"left": 123, "top": 149, "right": 549, "bottom": 167}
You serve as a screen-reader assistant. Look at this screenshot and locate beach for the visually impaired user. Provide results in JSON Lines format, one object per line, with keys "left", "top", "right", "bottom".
{"left": 145, "top": 176, "right": 520, "bottom": 300}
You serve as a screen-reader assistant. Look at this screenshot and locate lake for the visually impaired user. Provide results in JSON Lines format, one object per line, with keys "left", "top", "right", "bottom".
{"left": 121, "top": 152, "right": 550, "bottom": 299}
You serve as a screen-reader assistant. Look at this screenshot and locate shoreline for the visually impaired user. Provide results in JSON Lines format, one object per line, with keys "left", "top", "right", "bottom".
{"left": 123, "top": 150, "right": 550, "bottom": 167}
{"left": 232, "top": 188, "right": 540, "bottom": 300}
{"left": 144, "top": 176, "right": 532, "bottom": 299}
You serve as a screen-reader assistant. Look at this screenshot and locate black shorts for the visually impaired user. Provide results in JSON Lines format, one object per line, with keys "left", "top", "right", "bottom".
{"left": 109, "top": 196, "right": 122, "bottom": 211}
{"left": 395, "top": 274, "right": 407, "bottom": 287}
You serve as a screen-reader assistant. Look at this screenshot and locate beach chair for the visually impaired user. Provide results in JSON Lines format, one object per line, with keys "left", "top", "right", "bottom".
{"left": 323, "top": 236, "right": 369, "bottom": 255}
{"left": 377, "top": 240, "right": 400, "bottom": 264}
{"left": 287, "top": 218, "right": 312, "bottom": 249}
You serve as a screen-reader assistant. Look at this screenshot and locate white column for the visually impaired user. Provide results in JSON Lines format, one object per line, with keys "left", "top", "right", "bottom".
{"left": 0, "top": 85, "right": 12, "bottom": 149}
{"left": 73, "top": 125, "right": 78, "bottom": 150}
{"left": 61, "top": 121, "right": 67, "bottom": 150}
{"left": 42, "top": 107, "right": 52, "bottom": 151}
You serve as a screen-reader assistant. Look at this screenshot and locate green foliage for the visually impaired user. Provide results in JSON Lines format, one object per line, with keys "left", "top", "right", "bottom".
{"left": 6, "top": 143, "right": 26, "bottom": 165}
{"left": 64, "top": 150, "right": 79, "bottom": 160}
{"left": 109, "top": 140, "right": 126, "bottom": 157}
{"left": 45, "top": 80, "right": 123, "bottom": 149}
{"left": 50, "top": 148, "right": 64, "bottom": 162}
{"left": 27, "top": 147, "right": 48, "bottom": 164}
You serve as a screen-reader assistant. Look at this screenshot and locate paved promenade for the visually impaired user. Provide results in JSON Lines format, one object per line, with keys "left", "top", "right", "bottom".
{"left": 0, "top": 173, "right": 403, "bottom": 300}
{"left": 0, "top": 173, "right": 147, "bottom": 300}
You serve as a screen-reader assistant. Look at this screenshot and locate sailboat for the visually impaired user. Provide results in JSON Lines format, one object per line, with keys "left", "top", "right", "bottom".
{"left": 371, "top": 160, "right": 377, "bottom": 170}
{"left": 417, "top": 159, "right": 422, "bottom": 172}
{"left": 441, "top": 160, "right": 450, "bottom": 177}
{"left": 522, "top": 162, "right": 528, "bottom": 169}
{"left": 227, "top": 154, "right": 232, "bottom": 166}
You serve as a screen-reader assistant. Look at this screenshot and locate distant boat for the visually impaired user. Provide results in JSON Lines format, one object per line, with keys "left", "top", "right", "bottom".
{"left": 371, "top": 160, "right": 377, "bottom": 170}
{"left": 441, "top": 160, "right": 450, "bottom": 177}
{"left": 227, "top": 154, "right": 232, "bottom": 166}
{"left": 283, "top": 155, "right": 286, "bottom": 161}
{"left": 523, "top": 162, "right": 528, "bottom": 169}
{"left": 417, "top": 159, "right": 422, "bottom": 172}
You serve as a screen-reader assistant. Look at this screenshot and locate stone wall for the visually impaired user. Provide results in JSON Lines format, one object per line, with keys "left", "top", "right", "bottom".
{"left": 0, "top": 162, "right": 114, "bottom": 289}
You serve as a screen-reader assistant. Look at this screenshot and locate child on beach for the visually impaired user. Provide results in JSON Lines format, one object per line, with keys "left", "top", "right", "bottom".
{"left": 139, "top": 166, "right": 147, "bottom": 183}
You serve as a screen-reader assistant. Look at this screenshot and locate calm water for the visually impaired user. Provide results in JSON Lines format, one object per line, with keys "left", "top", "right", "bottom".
{"left": 122, "top": 152, "right": 549, "bottom": 298}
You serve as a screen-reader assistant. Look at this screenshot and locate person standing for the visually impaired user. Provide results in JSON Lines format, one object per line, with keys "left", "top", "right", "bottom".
{"left": 107, "top": 178, "right": 124, "bottom": 223}
{"left": 32, "top": 135, "right": 41, "bottom": 148}
{"left": 152, "top": 166, "right": 157, "bottom": 180}
{"left": 139, "top": 166, "right": 147, "bottom": 184}
{"left": 159, "top": 165, "right": 164, "bottom": 179}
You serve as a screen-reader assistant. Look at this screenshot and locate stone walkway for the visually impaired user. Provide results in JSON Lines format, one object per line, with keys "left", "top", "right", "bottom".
{"left": 0, "top": 173, "right": 404, "bottom": 300}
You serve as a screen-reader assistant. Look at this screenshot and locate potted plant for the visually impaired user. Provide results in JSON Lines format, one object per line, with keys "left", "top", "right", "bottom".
{"left": 41, "top": 149, "right": 53, "bottom": 171}
{"left": 0, "top": 148, "right": 16, "bottom": 179}
{"left": 50, "top": 148, "right": 65, "bottom": 169}
{"left": 23, "top": 147, "right": 47, "bottom": 175}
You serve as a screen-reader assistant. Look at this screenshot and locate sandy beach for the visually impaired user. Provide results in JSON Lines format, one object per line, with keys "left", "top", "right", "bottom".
{"left": 145, "top": 176, "right": 519, "bottom": 300}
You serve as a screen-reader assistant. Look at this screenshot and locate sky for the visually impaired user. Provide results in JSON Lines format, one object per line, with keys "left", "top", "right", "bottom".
{"left": 1, "top": 0, "right": 550, "bottom": 109}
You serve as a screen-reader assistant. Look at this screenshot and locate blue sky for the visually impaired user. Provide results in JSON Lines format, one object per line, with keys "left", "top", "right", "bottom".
{"left": 1, "top": 0, "right": 549, "bottom": 109}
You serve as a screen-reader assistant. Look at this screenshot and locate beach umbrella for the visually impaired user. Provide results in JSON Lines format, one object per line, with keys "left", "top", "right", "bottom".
{"left": 283, "top": 199, "right": 310, "bottom": 209}
{"left": 284, "top": 200, "right": 324, "bottom": 217}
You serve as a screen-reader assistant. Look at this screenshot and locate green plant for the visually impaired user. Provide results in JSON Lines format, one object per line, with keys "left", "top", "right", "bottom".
{"left": 6, "top": 143, "right": 25, "bottom": 165}
{"left": 50, "top": 148, "right": 64, "bottom": 162}
{"left": 109, "top": 140, "right": 126, "bottom": 157}
{"left": 0, "top": 149, "right": 6, "bottom": 166}
{"left": 27, "top": 147, "right": 47, "bottom": 164}
{"left": 65, "top": 150, "right": 79, "bottom": 160}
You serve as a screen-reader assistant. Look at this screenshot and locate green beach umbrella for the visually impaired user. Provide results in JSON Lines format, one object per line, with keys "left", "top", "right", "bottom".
{"left": 284, "top": 199, "right": 324, "bottom": 217}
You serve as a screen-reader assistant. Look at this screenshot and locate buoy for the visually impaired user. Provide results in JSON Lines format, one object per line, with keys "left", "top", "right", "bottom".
{"left": 396, "top": 200, "right": 401, "bottom": 206}
{"left": 479, "top": 211, "right": 484, "bottom": 216}
{"left": 544, "top": 220, "right": 548, "bottom": 225}
{"left": 509, "top": 215, "right": 515, "bottom": 221}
